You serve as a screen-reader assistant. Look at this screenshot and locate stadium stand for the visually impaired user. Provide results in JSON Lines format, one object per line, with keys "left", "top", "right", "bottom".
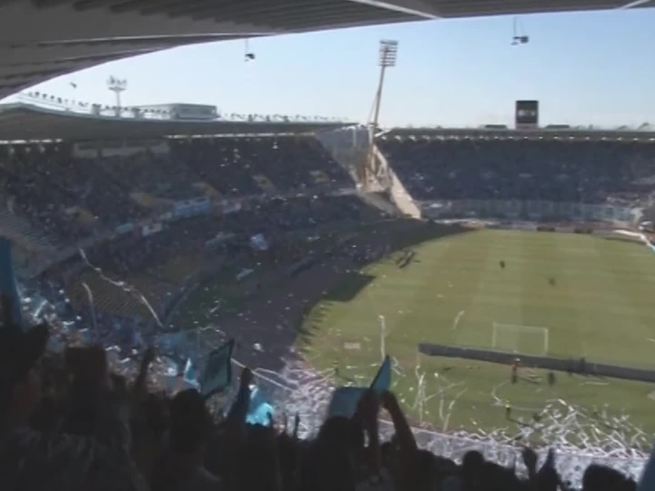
{"left": 378, "top": 136, "right": 655, "bottom": 207}
{"left": 0, "top": 136, "right": 356, "bottom": 247}
{"left": 172, "top": 136, "right": 352, "bottom": 197}
{"left": 2, "top": 129, "right": 653, "bottom": 489}
{"left": 7, "top": 92, "right": 655, "bottom": 491}
{"left": 0, "top": 143, "right": 141, "bottom": 242}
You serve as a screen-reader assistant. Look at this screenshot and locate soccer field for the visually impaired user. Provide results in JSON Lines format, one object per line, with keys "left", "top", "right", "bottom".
{"left": 301, "top": 229, "right": 655, "bottom": 442}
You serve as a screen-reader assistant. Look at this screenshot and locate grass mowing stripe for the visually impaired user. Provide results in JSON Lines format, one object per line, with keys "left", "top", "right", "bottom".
{"left": 542, "top": 233, "right": 585, "bottom": 358}
{"left": 385, "top": 236, "right": 479, "bottom": 359}
{"left": 589, "top": 238, "right": 655, "bottom": 368}
{"left": 455, "top": 230, "right": 524, "bottom": 350}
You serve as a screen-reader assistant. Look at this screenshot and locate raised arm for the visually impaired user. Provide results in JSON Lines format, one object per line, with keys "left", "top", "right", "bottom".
{"left": 522, "top": 446, "right": 538, "bottom": 480}
{"left": 353, "top": 389, "right": 381, "bottom": 478}
{"left": 226, "top": 366, "right": 253, "bottom": 438}
{"left": 131, "top": 346, "right": 155, "bottom": 400}
{"left": 381, "top": 390, "right": 417, "bottom": 454}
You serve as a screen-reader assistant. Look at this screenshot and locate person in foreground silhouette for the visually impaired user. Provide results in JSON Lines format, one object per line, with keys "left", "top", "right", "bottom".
{"left": 0, "top": 299, "right": 146, "bottom": 491}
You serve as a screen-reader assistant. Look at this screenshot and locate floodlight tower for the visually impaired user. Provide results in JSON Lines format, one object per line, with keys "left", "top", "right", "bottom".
{"left": 372, "top": 40, "right": 398, "bottom": 131}
{"left": 362, "top": 40, "right": 398, "bottom": 187}
{"left": 107, "top": 76, "right": 127, "bottom": 117}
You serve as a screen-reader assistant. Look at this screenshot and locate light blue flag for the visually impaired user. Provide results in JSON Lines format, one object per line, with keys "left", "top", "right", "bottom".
{"left": 370, "top": 356, "right": 392, "bottom": 393}
{"left": 246, "top": 386, "right": 275, "bottom": 426}
{"left": 199, "top": 339, "right": 235, "bottom": 399}
{"left": 327, "top": 386, "right": 367, "bottom": 418}
{"left": 327, "top": 356, "right": 393, "bottom": 418}
{"left": 0, "top": 238, "right": 22, "bottom": 331}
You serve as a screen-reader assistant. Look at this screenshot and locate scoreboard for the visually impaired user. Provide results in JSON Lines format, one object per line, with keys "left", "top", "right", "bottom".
{"left": 516, "top": 100, "right": 539, "bottom": 129}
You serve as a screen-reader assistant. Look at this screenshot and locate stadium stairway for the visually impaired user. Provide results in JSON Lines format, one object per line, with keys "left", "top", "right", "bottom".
{"left": 316, "top": 129, "right": 417, "bottom": 218}
{"left": 316, "top": 128, "right": 421, "bottom": 218}
{"left": 371, "top": 144, "right": 422, "bottom": 219}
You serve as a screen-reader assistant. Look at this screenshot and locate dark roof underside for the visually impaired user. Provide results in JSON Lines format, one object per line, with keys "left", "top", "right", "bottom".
{"left": 1, "top": 0, "right": 653, "bottom": 98}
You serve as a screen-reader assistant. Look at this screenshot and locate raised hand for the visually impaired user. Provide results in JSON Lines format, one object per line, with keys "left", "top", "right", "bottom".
{"left": 240, "top": 366, "right": 254, "bottom": 388}
{"left": 522, "top": 446, "right": 538, "bottom": 477}
{"left": 142, "top": 346, "right": 156, "bottom": 366}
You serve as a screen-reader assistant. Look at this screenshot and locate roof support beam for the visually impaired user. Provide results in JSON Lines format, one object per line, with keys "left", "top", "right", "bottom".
{"left": 345, "top": 0, "right": 439, "bottom": 18}
{"left": 619, "top": 0, "right": 654, "bottom": 8}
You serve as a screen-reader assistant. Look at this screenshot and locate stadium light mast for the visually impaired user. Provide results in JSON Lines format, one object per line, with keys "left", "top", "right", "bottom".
{"left": 107, "top": 76, "right": 127, "bottom": 117}
{"left": 363, "top": 40, "right": 398, "bottom": 187}
{"left": 372, "top": 40, "right": 398, "bottom": 131}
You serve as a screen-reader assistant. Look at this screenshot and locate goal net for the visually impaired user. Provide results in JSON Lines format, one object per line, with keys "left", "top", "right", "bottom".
{"left": 491, "top": 322, "right": 549, "bottom": 356}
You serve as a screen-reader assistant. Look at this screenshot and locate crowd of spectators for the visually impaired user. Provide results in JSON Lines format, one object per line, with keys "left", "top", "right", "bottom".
{"left": 0, "top": 310, "right": 644, "bottom": 491}
{"left": 98, "top": 151, "right": 202, "bottom": 202}
{"left": 379, "top": 138, "right": 655, "bottom": 205}
{"left": 0, "top": 144, "right": 145, "bottom": 243}
{"left": 27, "top": 191, "right": 385, "bottom": 360}
{"left": 172, "top": 137, "right": 351, "bottom": 197}
{"left": 0, "top": 136, "right": 354, "bottom": 247}
{"left": 72, "top": 194, "right": 381, "bottom": 282}
{"left": 221, "top": 195, "right": 383, "bottom": 236}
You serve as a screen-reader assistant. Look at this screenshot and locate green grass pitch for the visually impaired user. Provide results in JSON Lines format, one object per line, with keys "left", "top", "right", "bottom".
{"left": 301, "top": 229, "right": 655, "bottom": 439}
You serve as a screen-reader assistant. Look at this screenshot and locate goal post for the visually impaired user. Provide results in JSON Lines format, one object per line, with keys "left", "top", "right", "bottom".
{"left": 491, "top": 322, "right": 549, "bottom": 356}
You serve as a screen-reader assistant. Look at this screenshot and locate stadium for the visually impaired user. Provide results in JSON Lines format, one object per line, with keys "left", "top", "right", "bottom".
{"left": 1, "top": 1, "right": 655, "bottom": 490}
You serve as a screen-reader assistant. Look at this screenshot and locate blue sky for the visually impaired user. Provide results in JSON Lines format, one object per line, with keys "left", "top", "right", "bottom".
{"left": 14, "top": 8, "right": 655, "bottom": 128}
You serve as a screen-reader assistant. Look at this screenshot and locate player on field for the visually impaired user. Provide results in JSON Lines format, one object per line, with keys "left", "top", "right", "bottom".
{"left": 511, "top": 358, "right": 519, "bottom": 384}
{"left": 547, "top": 371, "right": 556, "bottom": 386}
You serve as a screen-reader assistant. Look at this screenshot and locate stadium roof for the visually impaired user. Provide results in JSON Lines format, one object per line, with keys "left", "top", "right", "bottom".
{"left": 1, "top": 1, "right": 654, "bottom": 100}
{"left": 0, "top": 102, "right": 348, "bottom": 141}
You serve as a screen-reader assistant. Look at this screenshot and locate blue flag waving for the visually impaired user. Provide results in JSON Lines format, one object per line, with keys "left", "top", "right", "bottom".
{"left": 327, "top": 387, "right": 367, "bottom": 418}
{"left": 370, "top": 355, "right": 392, "bottom": 394}
{"left": 327, "top": 356, "right": 392, "bottom": 418}
{"left": 199, "top": 339, "right": 235, "bottom": 399}
{"left": 0, "top": 238, "right": 22, "bottom": 331}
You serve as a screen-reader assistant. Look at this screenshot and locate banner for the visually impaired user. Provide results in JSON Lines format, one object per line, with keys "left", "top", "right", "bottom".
{"left": 199, "top": 339, "right": 235, "bottom": 399}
